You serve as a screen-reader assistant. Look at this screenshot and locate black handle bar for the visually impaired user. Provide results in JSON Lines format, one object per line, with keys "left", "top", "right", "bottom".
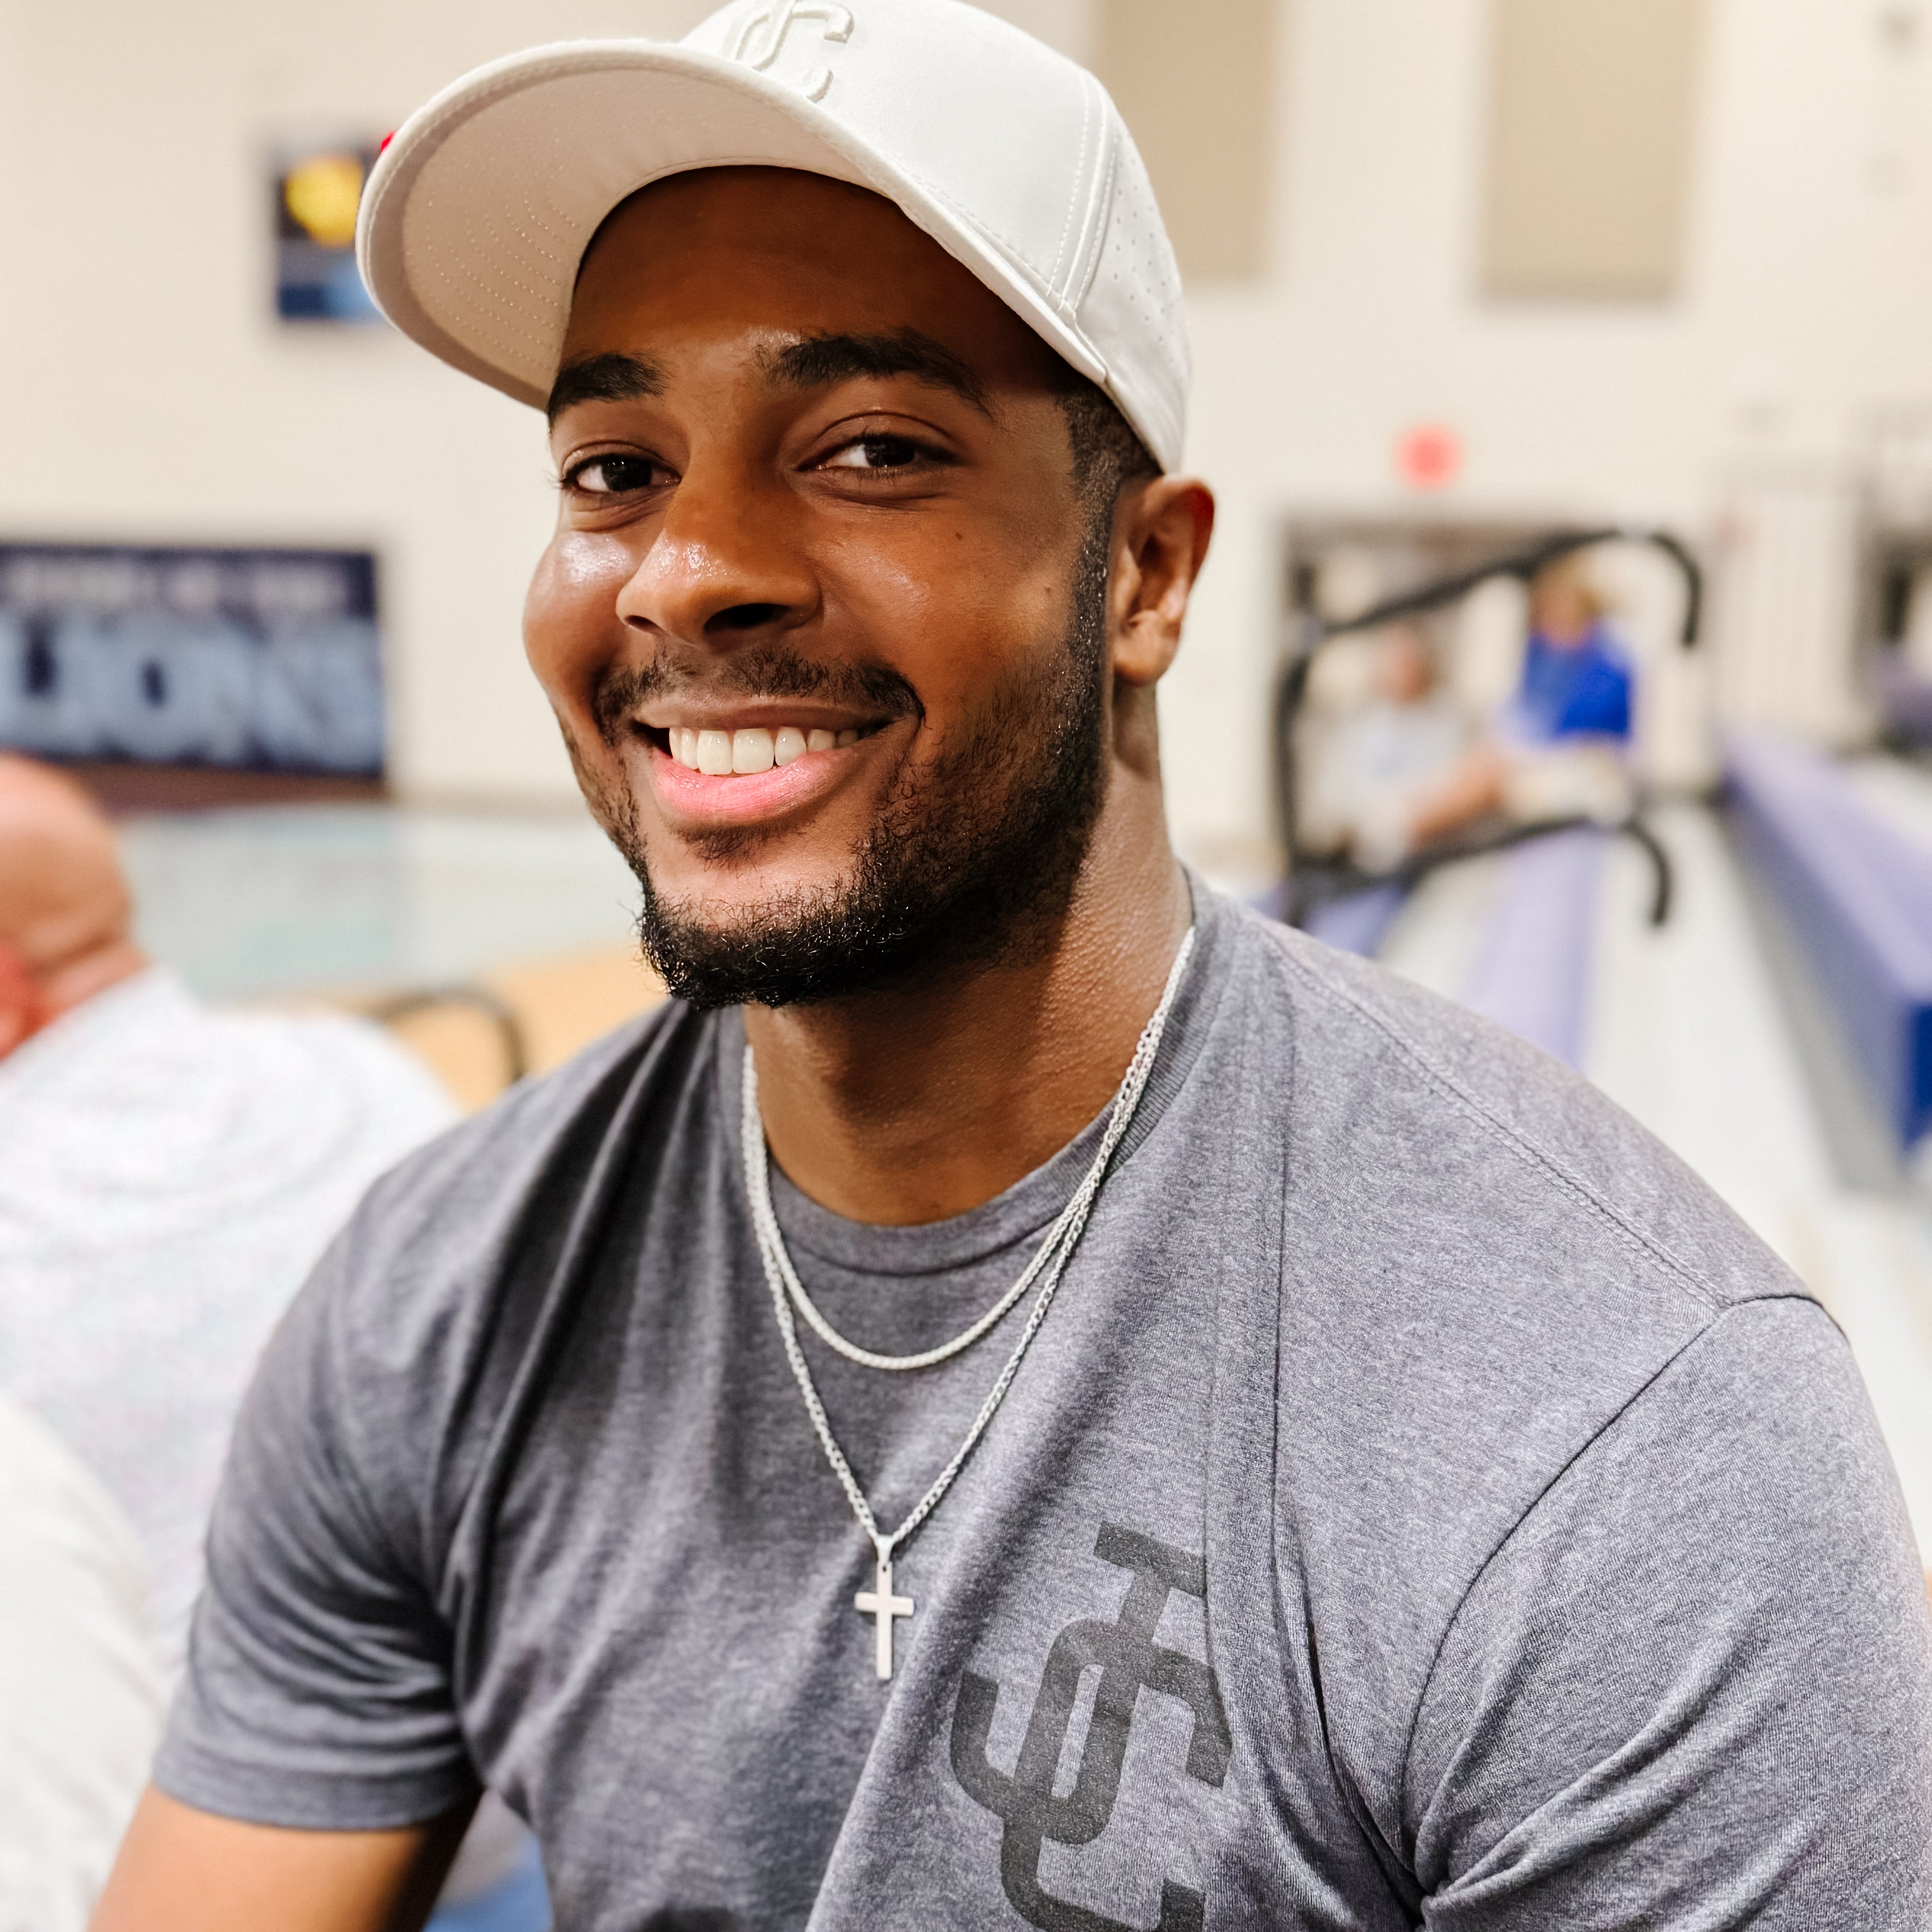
{"left": 368, "top": 984, "right": 530, "bottom": 1086}
{"left": 1293, "top": 524, "right": 1701, "bottom": 653}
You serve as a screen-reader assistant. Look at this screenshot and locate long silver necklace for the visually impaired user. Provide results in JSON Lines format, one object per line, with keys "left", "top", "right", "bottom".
{"left": 741, "top": 927, "right": 1196, "bottom": 1680}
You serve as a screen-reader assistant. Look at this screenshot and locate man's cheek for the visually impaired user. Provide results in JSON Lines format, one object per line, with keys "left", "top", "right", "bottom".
{"left": 524, "top": 539, "right": 634, "bottom": 697}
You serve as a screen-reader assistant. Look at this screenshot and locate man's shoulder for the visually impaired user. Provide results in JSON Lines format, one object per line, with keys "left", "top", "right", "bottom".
{"left": 1209, "top": 903, "right": 1850, "bottom": 1836}
{"left": 1207, "top": 900, "right": 1812, "bottom": 1513}
{"left": 251, "top": 996, "right": 720, "bottom": 1545}
{"left": 296, "top": 994, "right": 714, "bottom": 1379}
{"left": 1222, "top": 900, "right": 1801, "bottom": 1319}
{"left": 345, "top": 993, "right": 712, "bottom": 1264}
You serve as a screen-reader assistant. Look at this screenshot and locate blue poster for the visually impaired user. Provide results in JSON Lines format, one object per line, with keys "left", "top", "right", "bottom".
{"left": 0, "top": 544, "right": 384, "bottom": 776}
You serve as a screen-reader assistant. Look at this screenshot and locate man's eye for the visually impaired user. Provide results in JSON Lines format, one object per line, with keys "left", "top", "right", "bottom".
{"left": 566, "top": 455, "right": 665, "bottom": 495}
{"left": 821, "top": 436, "right": 927, "bottom": 473}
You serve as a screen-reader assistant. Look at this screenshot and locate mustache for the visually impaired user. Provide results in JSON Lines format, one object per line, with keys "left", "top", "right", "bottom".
{"left": 593, "top": 643, "right": 923, "bottom": 746}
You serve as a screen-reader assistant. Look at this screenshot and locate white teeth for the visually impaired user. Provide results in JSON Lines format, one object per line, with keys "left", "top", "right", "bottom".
{"left": 669, "top": 723, "right": 861, "bottom": 773}
{"left": 732, "top": 728, "right": 775, "bottom": 774}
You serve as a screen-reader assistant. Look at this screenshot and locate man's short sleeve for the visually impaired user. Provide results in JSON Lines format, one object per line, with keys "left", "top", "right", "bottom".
{"left": 152, "top": 1224, "right": 476, "bottom": 1830}
{"left": 1408, "top": 1297, "right": 1932, "bottom": 1927}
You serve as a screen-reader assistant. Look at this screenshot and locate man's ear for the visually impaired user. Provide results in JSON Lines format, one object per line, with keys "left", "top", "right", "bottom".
{"left": 1109, "top": 477, "right": 1216, "bottom": 688}
{"left": 0, "top": 942, "right": 46, "bottom": 1060}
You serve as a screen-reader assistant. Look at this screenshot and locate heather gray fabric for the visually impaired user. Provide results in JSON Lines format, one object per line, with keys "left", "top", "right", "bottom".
{"left": 159, "top": 887, "right": 1932, "bottom": 1929}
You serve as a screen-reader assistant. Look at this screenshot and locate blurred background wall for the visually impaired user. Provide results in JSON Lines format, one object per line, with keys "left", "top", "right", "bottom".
{"left": 4, "top": 0, "right": 1929, "bottom": 848}
{"left": 1149, "top": 0, "right": 1932, "bottom": 866}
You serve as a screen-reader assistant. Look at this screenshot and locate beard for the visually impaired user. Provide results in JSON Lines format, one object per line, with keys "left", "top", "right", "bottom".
{"left": 582, "top": 525, "right": 1112, "bottom": 1010}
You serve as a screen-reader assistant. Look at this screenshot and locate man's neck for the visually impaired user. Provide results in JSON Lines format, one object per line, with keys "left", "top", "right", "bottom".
{"left": 744, "top": 807, "right": 1190, "bottom": 1227}
{"left": 41, "top": 939, "right": 149, "bottom": 1026}
{"left": 0, "top": 938, "right": 147, "bottom": 1064}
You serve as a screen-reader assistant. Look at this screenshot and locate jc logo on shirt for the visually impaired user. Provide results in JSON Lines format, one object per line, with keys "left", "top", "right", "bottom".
{"left": 952, "top": 1524, "right": 1231, "bottom": 1931}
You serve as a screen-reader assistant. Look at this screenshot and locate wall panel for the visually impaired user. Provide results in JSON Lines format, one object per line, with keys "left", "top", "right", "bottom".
{"left": 1482, "top": 0, "right": 1707, "bottom": 300}
{"left": 1096, "top": 0, "right": 1279, "bottom": 281}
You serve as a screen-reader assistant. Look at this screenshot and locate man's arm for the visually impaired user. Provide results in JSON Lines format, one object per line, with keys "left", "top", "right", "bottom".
{"left": 92, "top": 1788, "right": 475, "bottom": 1932}
{"left": 144, "top": 1215, "right": 486, "bottom": 1869}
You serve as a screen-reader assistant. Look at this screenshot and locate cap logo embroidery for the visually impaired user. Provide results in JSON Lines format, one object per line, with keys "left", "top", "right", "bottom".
{"left": 727, "top": 2, "right": 855, "bottom": 103}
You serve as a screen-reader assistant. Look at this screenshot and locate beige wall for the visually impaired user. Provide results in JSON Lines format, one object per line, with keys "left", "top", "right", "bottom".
{"left": 1482, "top": 0, "right": 1707, "bottom": 301}
{"left": 0, "top": 0, "right": 715, "bottom": 807}
{"left": 4, "top": 0, "right": 1932, "bottom": 857}
{"left": 1097, "top": 0, "right": 1278, "bottom": 281}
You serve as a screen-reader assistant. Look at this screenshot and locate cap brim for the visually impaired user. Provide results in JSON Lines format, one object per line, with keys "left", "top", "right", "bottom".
{"left": 357, "top": 40, "right": 1111, "bottom": 414}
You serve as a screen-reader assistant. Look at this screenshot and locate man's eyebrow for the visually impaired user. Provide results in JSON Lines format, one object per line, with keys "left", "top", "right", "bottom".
{"left": 763, "top": 331, "right": 991, "bottom": 416}
{"left": 546, "top": 352, "right": 667, "bottom": 425}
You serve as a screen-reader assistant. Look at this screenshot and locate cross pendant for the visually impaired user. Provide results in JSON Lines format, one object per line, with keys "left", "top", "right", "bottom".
{"left": 854, "top": 1553, "right": 914, "bottom": 1681}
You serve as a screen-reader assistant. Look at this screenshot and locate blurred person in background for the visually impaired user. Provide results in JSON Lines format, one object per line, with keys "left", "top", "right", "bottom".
{"left": 0, "top": 1391, "right": 163, "bottom": 1932}
{"left": 96, "top": 3, "right": 1932, "bottom": 1926}
{"left": 0, "top": 752, "right": 456, "bottom": 1658}
{"left": 1502, "top": 556, "right": 1633, "bottom": 745}
{"left": 1298, "top": 623, "right": 1468, "bottom": 871}
{"left": 1378, "top": 556, "right": 1636, "bottom": 865}
{"left": 0, "top": 756, "right": 540, "bottom": 1927}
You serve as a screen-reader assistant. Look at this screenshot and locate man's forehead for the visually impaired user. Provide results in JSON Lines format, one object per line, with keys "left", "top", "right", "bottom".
{"left": 0, "top": 758, "right": 103, "bottom": 830}
{"left": 579, "top": 166, "right": 921, "bottom": 262}
{"left": 554, "top": 168, "right": 1059, "bottom": 417}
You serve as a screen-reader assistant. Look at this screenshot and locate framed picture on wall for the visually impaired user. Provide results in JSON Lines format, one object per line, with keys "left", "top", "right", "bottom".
{"left": 0, "top": 544, "right": 384, "bottom": 777}
{"left": 273, "top": 141, "right": 384, "bottom": 324}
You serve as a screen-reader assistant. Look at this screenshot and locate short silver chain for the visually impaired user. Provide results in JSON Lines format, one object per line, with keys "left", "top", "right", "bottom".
{"left": 741, "top": 928, "right": 1195, "bottom": 1571}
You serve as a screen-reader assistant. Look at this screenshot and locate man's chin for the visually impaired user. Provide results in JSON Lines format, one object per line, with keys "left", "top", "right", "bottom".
{"left": 633, "top": 834, "right": 863, "bottom": 933}
{"left": 635, "top": 871, "right": 930, "bottom": 1011}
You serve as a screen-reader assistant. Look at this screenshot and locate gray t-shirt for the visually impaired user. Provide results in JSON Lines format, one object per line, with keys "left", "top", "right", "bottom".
{"left": 159, "top": 889, "right": 1932, "bottom": 1928}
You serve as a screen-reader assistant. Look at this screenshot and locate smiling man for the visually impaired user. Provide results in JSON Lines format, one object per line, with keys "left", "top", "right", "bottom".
{"left": 97, "top": 5, "right": 1932, "bottom": 1930}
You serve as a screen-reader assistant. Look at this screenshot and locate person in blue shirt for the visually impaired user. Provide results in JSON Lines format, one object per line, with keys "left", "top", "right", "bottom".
{"left": 1504, "top": 562, "right": 1633, "bottom": 745}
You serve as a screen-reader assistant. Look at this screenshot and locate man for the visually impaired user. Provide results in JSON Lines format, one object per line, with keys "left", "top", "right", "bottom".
{"left": 1506, "top": 559, "right": 1632, "bottom": 744}
{"left": 0, "top": 759, "right": 541, "bottom": 1923}
{"left": 1298, "top": 625, "right": 1467, "bottom": 873}
{"left": 0, "top": 754, "right": 456, "bottom": 1660}
{"left": 101, "top": 4, "right": 1931, "bottom": 1927}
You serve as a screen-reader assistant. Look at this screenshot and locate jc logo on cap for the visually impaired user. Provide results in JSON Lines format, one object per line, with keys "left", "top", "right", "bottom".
{"left": 727, "top": 2, "right": 856, "bottom": 102}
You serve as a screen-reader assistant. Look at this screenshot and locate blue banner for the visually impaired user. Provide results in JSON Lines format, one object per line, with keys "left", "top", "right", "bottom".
{"left": 0, "top": 544, "right": 383, "bottom": 776}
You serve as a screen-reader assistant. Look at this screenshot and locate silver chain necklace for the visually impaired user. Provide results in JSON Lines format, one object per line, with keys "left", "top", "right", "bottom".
{"left": 740, "top": 927, "right": 1196, "bottom": 1681}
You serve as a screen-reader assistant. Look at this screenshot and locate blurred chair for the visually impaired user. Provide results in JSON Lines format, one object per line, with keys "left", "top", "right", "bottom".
{"left": 367, "top": 944, "right": 666, "bottom": 1112}
{"left": 430, "top": 1825, "right": 553, "bottom": 1932}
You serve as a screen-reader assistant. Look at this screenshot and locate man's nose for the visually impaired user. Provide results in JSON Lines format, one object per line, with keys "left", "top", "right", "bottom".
{"left": 614, "top": 460, "right": 817, "bottom": 650}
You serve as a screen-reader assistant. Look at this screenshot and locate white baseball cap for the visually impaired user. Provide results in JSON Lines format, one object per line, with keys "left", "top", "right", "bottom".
{"left": 356, "top": 0, "right": 1189, "bottom": 470}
